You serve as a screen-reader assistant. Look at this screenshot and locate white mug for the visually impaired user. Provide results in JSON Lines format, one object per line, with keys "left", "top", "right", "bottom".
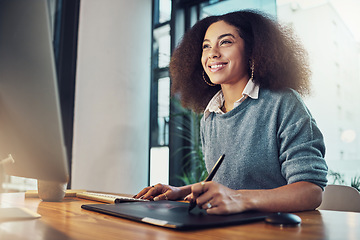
{"left": 37, "top": 180, "right": 67, "bottom": 202}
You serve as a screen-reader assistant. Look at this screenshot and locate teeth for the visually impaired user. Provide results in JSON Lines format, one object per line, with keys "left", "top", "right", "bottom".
{"left": 210, "top": 64, "right": 224, "bottom": 68}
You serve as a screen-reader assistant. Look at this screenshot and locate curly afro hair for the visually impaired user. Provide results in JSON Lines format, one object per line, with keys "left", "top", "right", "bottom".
{"left": 170, "top": 10, "right": 311, "bottom": 113}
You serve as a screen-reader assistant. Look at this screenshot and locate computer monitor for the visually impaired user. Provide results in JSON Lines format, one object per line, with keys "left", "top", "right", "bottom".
{"left": 0, "top": 0, "right": 69, "bottom": 185}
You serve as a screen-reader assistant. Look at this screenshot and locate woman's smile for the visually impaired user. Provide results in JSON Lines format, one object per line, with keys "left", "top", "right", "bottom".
{"left": 208, "top": 62, "right": 228, "bottom": 72}
{"left": 201, "top": 20, "right": 249, "bottom": 86}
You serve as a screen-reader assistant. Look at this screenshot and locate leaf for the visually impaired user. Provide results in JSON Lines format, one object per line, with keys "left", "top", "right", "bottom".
{"left": 170, "top": 97, "right": 207, "bottom": 185}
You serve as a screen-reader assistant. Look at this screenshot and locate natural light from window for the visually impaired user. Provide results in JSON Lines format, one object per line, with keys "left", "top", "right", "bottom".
{"left": 277, "top": 0, "right": 360, "bottom": 185}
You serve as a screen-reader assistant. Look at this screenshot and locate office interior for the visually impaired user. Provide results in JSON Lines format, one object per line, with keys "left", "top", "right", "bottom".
{"left": 0, "top": 0, "right": 359, "bottom": 196}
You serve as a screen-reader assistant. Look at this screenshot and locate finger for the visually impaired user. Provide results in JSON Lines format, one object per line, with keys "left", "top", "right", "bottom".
{"left": 192, "top": 181, "right": 213, "bottom": 202}
{"left": 186, "top": 182, "right": 208, "bottom": 208}
{"left": 154, "top": 190, "right": 171, "bottom": 201}
{"left": 133, "top": 186, "right": 153, "bottom": 198}
{"left": 206, "top": 206, "right": 221, "bottom": 215}
{"left": 183, "top": 193, "right": 192, "bottom": 202}
{"left": 201, "top": 201, "right": 214, "bottom": 210}
{"left": 195, "top": 183, "right": 216, "bottom": 207}
{"left": 142, "top": 185, "right": 161, "bottom": 200}
{"left": 197, "top": 194, "right": 213, "bottom": 209}
{"left": 191, "top": 182, "right": 207, "bottom": 199}
{"left": 206, "top": 204, "right": 230, "bottom": 215}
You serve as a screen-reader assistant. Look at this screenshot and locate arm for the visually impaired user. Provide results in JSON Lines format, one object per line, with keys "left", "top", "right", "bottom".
{"left": 244, "top": 181, "right": 323, "bottom": 212}
{"left": 191, "top": 181, "right": 322, "bottom": 214}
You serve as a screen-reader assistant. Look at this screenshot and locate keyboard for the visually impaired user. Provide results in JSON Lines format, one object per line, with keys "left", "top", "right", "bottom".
{"left": 76, "top": 192, "right": 150, "bottom": 204}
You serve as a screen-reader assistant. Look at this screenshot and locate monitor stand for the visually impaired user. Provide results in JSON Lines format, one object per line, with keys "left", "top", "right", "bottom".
{"left": 1, "top": 155, "right": 40, "bottom": 221}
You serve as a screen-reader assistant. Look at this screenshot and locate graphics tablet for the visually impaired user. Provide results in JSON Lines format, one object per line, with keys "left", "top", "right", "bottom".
{"left": 81, "top": 201, "right": 268, "bottom": 230}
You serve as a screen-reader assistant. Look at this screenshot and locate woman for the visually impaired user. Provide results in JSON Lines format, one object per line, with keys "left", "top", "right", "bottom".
{"left": 135, "top": 10, "right": 328, "bottom": 215}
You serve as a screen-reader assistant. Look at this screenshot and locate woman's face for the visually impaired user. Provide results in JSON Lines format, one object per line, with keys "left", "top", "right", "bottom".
{"left": 201, "top": 20, "right": 248, "bottom": 86}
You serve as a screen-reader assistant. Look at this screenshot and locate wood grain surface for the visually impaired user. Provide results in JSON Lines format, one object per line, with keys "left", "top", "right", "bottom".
{"left": 0, "top": 192, "right": 359, "bottom": 240}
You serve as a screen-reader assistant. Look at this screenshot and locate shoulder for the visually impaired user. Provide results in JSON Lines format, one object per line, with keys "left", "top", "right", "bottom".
{"left": 260, "top": 88, "right": 302, "bottom": 101}
{"left": 260, "top": 88, "right": 307, "bottom": 109}
{"left": 258, "top": 88, "right": 314, "bottom": 124}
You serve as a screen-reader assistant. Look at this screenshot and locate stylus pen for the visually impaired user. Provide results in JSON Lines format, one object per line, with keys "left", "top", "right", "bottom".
{"left": 188, "top": 154, "right": 225, "bottom": 212}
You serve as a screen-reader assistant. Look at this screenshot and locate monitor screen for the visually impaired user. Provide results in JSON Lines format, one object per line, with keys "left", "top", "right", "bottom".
{"left": 0, "top": 0, "right": 69, "bottom": 183}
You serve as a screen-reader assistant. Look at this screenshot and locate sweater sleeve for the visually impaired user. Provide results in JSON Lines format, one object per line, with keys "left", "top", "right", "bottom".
{"left": 277, "top": 91, "right": 328, "bottom": 190}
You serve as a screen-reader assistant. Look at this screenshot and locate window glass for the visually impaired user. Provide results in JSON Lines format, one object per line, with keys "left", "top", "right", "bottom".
{"left": 153, "top": 24, "right": 171, "bottom": 69}
{"left": 201, "top": 0, "right": 276, "bottom": 17}
{"left": 159, "top": 0, "right": 172, "bottom": 23}
{"left": 157, "top": 77, "right": 170, "bottom": 146}
{"left": 277, "top": 0, "right": 360, "bottom": 185}
{"left": 149, "top": 0, "right": 171, "bottom": 187}
{"left": 154, "top": 0, "right": 172, "bottom": 25}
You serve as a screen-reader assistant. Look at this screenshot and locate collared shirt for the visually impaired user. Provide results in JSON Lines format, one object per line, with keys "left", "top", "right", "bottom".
{"left": 203, "top": 79, "right": 259, "bottom": 119}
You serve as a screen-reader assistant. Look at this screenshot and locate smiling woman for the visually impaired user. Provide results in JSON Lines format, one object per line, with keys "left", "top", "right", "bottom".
{"left": 134, "top": 10, "right": 328, "bottom": 215}
{"left": 169, "top": 10, "right": 311, "bottom": 114}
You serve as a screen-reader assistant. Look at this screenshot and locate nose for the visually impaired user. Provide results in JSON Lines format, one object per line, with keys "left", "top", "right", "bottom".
{"left": 208, "top": 46, "right": 220, "bottom": 59}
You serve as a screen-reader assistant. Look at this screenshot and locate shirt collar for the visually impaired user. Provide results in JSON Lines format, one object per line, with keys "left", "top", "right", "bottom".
{"left": 203, "top": 79, "right": 259, "bottom": 119}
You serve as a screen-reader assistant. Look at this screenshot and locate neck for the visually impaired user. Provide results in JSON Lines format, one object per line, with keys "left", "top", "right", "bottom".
{"left": 221, "top": 78, "right": 249, "bottom": 112}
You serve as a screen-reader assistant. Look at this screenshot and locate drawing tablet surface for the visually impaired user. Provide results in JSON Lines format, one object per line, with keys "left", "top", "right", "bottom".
{"left": 82, "top": 201, "right": 267, "bottom": 230}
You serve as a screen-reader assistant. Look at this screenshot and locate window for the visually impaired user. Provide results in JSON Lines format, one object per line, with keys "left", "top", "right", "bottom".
{"left": 149, "top": 0, "right": 172, "bottom": 185}
{"left": 277, "top": 0, "right": 360, "bottom": 185}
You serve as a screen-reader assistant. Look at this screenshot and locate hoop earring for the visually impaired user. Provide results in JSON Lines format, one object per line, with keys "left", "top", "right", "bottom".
{"left": 249, "top": 59, "right": 255, "bottom": 81}
{"left": 202, "top": 71, "right": 216, "bottom": 86}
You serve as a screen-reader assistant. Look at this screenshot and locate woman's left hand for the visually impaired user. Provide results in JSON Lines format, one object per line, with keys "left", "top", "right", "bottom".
{"left": 185, "top": 181, "right": 251, "bottom": 215}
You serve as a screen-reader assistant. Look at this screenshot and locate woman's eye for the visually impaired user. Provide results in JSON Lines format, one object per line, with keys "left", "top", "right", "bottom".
{"left": 202, "top": 44, "right": 210, "bottom": 49}
{"left": 220, "top": 40, "right": 232, "bottom": 45}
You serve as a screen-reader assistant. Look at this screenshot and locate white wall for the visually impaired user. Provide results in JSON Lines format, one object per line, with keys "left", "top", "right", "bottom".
{"left": 71, "top": 0, "right": 151, "bottom": 194}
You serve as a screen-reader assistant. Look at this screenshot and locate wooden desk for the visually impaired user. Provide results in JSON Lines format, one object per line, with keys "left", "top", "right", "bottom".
{"left": 0, "top": 192, "right": 359, "bottom": 240}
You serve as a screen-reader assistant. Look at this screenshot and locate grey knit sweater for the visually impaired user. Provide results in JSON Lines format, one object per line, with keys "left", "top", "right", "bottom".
{"left": 201, "top": 88, "right": 328, "bottom": 190}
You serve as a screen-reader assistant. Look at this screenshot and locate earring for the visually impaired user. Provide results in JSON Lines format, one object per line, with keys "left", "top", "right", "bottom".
{"left": 249, "top": 59, "right": 255, "bottom": 81}
{"left": 202, "top": 71, "right": 216, "bottom": 86}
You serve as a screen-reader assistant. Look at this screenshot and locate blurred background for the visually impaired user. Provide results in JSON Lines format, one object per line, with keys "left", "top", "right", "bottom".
{"left": 1, "top": 0, "right": 359, "bottom": 193}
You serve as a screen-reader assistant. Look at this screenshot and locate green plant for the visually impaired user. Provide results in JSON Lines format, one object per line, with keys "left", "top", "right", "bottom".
{"left": 327, "top": 170, "right": 360, "bottom": 192}
{"left": 170, "top": 98, "right": 207, "bottom": 185}
{"left": 327, "top": 170, "right": 345, "bottom": 185}
{"left": 350, "top": 175, "right": 360, "bottom": 192}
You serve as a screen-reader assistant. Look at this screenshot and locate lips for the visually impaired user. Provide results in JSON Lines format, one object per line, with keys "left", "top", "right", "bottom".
{"left": 208, "top": 62, "right": 227, "bottom": 72}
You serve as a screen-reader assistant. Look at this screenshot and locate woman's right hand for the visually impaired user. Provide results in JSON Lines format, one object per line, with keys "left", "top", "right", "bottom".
{"left": 133, "top": 183, "right": 187, "bottom": 201}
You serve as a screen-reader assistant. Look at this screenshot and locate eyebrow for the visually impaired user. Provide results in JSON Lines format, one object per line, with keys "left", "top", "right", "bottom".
{"left": 203, "top": 33, "right": 236, "bottom": 43}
